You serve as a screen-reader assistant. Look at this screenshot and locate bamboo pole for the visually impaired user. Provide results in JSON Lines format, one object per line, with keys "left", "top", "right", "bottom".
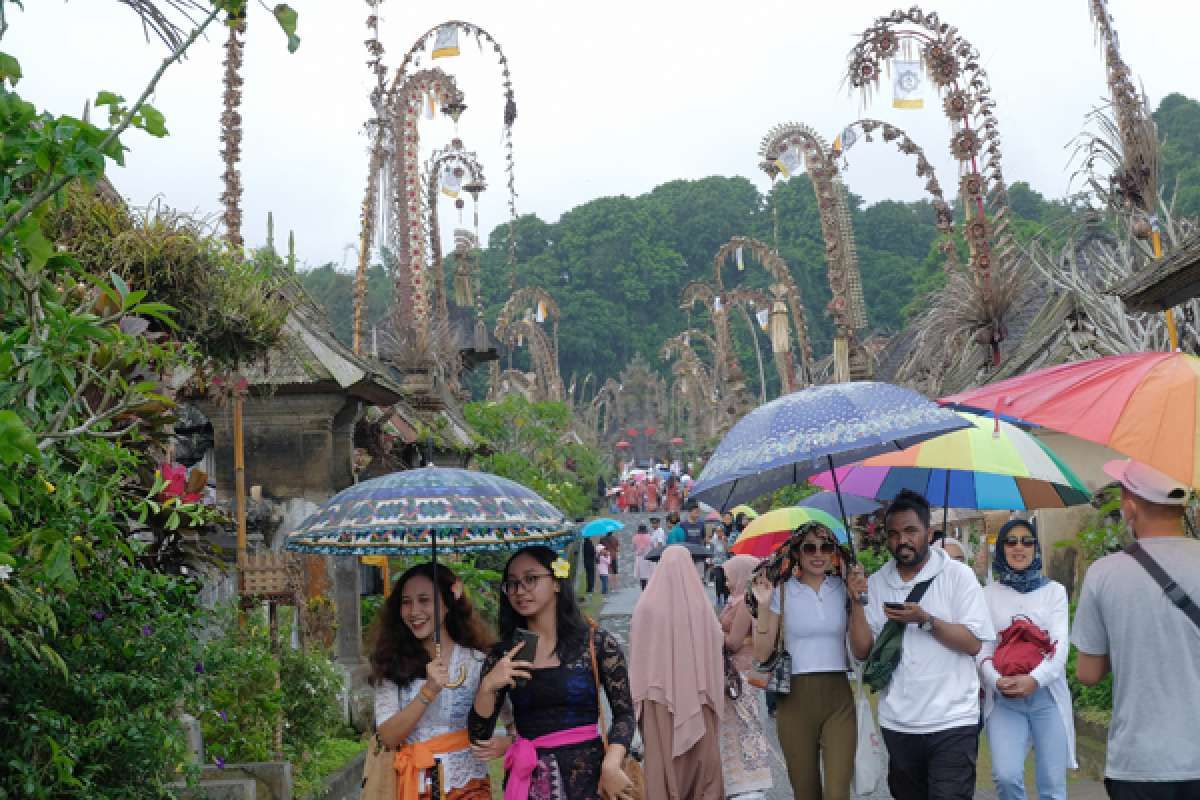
{"left": 233, "top": 394, "right": 248, "bottom": 572}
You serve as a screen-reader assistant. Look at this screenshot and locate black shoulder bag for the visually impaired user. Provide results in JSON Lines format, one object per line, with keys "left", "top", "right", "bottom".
{"left": 1125, "top": 541, "right": 1200, "bottom": 632}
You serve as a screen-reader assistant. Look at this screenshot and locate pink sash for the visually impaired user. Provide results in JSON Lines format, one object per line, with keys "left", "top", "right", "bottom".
{"left": 502, "top": 724, "right": 599, "bottom": 800}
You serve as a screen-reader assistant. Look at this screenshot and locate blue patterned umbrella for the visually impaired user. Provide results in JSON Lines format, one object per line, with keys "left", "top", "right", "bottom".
{"left": 286, "top": 467, "right": 572, "bottom": 669}
{"left": 690, "top": 382, "right": 971, "bottom": 545}
{"left": 285, "top": 467, "right": 572, "bottom": 556}
{"left": 581, "top": 518, "right": 624, "bottom": 538}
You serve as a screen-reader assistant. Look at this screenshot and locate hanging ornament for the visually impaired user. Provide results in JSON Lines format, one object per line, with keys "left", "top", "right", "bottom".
{"left": 769, "top": 301, "right": 790, "bottom": 354}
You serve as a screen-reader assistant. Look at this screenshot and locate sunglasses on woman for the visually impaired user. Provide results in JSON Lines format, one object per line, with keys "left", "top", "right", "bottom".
{"left": 798, "top": 542, "right": 837, "bottom": 555}
{"left": 1003, "top": 536, "right": 1036, "bottom": 548}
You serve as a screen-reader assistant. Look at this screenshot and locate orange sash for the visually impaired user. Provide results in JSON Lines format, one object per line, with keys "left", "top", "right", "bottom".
{"left": 393, "top": 729, "right": 471, "bottom": 800}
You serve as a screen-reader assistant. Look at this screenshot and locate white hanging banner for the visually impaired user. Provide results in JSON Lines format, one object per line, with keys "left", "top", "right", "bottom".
{"left": 735, "top": 246, "right": 745, "bottom": 271}
{"left": 773, "top": 146, "right": 803, "bottom": 178}
{"left": 713, "top": 296, "right": 723, "bottom": 312}
{"left": 755, "top": 308, "right": 770, "bottom": 331}
{"left": 535, "top": 300, "right": 547, "bottom": 323}
{"left": 432, "top": 25, "right": 460, "bottom": 58}
{"left": 441, "top": 165, "right": 461, "bottom": 198}
{"left": 892, "top": 59, "right": 924, "bottom": 109}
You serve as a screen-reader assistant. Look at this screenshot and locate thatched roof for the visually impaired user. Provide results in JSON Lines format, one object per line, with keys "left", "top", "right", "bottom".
{"left": 1110, "top": 231, "right": 1200, "bottom": 312}
{"left": 239, "top": 286, "right": 406, "bottom": 406}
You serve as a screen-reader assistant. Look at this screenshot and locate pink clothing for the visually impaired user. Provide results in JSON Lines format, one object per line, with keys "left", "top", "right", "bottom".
{"left": 597, "top": 553, "right": 611, "bottom": 576}
{"left": 630, "top": 546, "right": 725, "bottom": 758}
{"left": 503, "top": 725, "right": 600, "bottom": 800}
{"left": 719, "top": 555, "right": 761, "bottom": 672}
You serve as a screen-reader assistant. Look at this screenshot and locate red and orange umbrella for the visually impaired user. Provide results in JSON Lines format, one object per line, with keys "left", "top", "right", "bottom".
{"left": 941, "top": 352, "right": 1200, "bottom": 487}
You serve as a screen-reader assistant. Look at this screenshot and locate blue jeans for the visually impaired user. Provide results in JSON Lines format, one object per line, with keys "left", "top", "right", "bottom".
{"left": 599, "top": 575, "right": 609, "bottom": 594}
{"left": 985, "top": 686, "right": 1068, "bottom": 800}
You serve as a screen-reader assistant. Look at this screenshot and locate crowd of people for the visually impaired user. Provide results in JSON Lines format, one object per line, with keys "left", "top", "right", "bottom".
{"left": 364, "top": 456, "right": 1199, "bottom": 800}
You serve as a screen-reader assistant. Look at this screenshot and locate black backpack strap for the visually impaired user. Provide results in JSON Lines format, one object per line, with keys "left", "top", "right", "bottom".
{"left": 1125, "top": 542, "right": 1200, "bottom": 631}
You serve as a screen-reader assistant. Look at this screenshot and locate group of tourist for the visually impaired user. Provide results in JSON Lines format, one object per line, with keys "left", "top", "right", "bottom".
{"left": 367, "top": 455, "right": 1199, "bottom": 800}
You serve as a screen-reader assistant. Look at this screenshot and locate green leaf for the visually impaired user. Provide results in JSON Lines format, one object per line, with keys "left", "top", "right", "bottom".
{"left": 0, "top": 475, "right": 16, "bottom": 506}
{"left": 0, "top": 52, "right": 22, "bottom": 85}
{"left": 44, "top": 540, "right": 72, "bottom": 583}
{"left": 273, "top": 4, "right": 301, "bottom": 53}
{"left": 0, "top": 503, "right": 11, "bottom": 525}
{"left": 94, "top": 90, "right": 124, "bottom": 108}
{"left": 0, "top": 411, "right": 38, "bottom": 465}
{"left": 137, "top": 103, "right": 168, "bottom": 138}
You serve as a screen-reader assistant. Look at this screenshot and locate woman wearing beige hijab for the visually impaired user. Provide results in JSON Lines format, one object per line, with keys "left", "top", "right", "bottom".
{"left": 630, "top": 545, "right": 726, "bottom": 799}
{"left": 718, "top": 555, "right": 774, "bottom": 799}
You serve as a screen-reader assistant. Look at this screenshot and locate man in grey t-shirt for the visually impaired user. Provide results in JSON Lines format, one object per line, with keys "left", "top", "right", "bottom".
{"left": 1072, "top": 459, "right": 1200, "bottom": 799}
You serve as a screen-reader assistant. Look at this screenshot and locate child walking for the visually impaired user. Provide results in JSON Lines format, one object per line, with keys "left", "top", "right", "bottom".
{"left": 596, "top": 544, "right": 611, "bottom": 594}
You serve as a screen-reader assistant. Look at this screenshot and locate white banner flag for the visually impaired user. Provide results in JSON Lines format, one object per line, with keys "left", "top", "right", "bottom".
{"left": 893, "top": 59, "right": 924, "bottom": 109}
{"left": 735, "top": 246, "right": 745, "bottom": 271}
{"left": 755, "top": 308, "right": 770, "bottom": 331}
{"left": 773, "top": 146, "right": 803, "bottom": 178}
{"left": 432, "top": 25, "right": 460, "bottom": 59}
{"left": 441, "top": 165, "right": 461, "bottom": 198}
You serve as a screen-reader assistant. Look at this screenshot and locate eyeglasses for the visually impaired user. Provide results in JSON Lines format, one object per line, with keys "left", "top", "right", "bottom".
{"left": 799, "top": 542, "right": 837, "bottom": 555}
{"left": 500, "top": 573, "right": 554, "bottom": 595}
{"left": 1003, "top": 536, "right": 1036, "bottom": 548}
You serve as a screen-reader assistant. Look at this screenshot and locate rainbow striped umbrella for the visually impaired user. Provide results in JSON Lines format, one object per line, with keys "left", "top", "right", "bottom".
{"left": 730, "top": 507, "right": 847, "bottom": 558}
{"left": 810, "top": 412, "right": 1091, "bottom": 510}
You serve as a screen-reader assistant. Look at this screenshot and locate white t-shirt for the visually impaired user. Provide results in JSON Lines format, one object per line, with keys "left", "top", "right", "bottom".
{"left": 771, "top": 576, "right": 849, "bottom": 674}
{"left": 865, "top": 547, "right": 996, "bottom": 734}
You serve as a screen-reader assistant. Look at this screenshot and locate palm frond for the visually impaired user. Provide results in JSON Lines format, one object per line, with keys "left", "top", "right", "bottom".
{"left": 115, "top": 0, "right": 207, "bottom": 50}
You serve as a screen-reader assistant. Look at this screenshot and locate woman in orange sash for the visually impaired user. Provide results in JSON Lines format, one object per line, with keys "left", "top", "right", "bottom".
{"left": 371, "top": 563, "right": 505, "bottom": 799}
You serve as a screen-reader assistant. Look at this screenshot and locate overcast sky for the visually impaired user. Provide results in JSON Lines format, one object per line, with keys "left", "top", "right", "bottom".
{"left": 10, "top": 1, "right": 1200, "bottom": 268}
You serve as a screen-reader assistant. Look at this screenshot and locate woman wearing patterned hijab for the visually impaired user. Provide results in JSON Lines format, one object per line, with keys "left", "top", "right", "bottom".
{"left": 978, "top": 519, "right": 1077, "bottom": 800}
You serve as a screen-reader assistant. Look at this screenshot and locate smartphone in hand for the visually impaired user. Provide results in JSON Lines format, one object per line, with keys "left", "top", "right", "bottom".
{"left": 883, "top": 601, "right": 906, "bottom": 611}
{"left": 512, "top": 628, "right": 538, "bottom": 688}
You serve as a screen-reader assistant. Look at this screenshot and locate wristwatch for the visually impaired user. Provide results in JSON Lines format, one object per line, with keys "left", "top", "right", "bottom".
{"left": 919, "top": 614, "right": 934, "bottom": 633}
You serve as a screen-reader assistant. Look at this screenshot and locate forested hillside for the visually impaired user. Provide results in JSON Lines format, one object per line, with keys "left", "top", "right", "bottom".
{"left": 299, "top": 94, "right": 1200, "bottom": 396}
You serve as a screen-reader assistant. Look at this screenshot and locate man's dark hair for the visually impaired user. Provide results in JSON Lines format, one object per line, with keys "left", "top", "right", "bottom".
{"left": 884, "top": 489, "right": 931, "bottom": 530}
{"left": 684, "top": 499, "right": 700, "bottom": 511}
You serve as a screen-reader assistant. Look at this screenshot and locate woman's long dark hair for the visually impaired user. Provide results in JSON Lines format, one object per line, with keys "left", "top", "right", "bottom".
{"left": 369, "top": 562, "right": 496, "bottom": 688}
{"left": 498, "top": 545, "right": 590, "bottom": 663}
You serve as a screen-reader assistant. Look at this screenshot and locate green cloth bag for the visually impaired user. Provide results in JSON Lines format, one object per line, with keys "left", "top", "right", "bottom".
{"left": 862, "top": 577, "right": 934, "bottom": 692}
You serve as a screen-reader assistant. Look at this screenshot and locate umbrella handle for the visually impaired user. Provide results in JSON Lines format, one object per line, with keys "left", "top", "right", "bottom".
{"left": 433, "top": 641, "right": 469, "bottom": 689}
{"left": 827, "top": 455, "right": 868, "bottom": 606}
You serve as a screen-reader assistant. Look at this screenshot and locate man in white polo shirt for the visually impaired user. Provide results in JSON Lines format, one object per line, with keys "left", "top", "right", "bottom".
{"left": 848, "top": 489, "right": 995, "bottom": 800}
{"left": 1073, "top": 459, "right": 1200, "bottom": 800}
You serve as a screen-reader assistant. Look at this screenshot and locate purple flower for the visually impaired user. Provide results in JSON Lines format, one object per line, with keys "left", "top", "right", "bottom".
{"left": 91, "top": 610, "right": 105, "bottom": 621}
{"left": 141, "top": 625, "right": 153, "bottom": 636}
{"left": 194, "top": 662, "right": 205, "bottom": 675}
{"left": 217, "top": 710, "right": 227, "bottom": 721}
{"left": 214, "top": 756, "right": 225, "bottom": 769}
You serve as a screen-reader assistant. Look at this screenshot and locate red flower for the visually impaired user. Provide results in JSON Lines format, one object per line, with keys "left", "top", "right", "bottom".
{"left": 159, "top": 463, "right": 202, "bottom": 504}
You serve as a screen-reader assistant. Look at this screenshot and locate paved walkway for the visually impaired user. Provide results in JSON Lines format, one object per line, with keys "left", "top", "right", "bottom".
{"left": 592, "top": 512, "right": 1108, "bottom": 800}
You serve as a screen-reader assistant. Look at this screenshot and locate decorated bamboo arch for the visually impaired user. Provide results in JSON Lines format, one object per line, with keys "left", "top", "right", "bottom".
{"left": 712, "top": 235, "right": 815, "bottom": 389}
{"left": 845, "top": 7, "right": 1015, "bottom": 354}
{"left": 423, "top": 141, "right": 486, "bottom": 326}
{"left": 489, "top": 287, "right": 563, "bottom": 402}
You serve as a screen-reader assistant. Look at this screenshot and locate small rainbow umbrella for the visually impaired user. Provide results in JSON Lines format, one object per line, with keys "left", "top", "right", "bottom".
{"left": 730, "top": 504, "right": 759, "bottom": 520}
{"left": 730, "top": 507, "right": 847, "bottom": 558}
{"left": 811, "top": 411, "right": 1091, "bottom": 512}
{"left": 942, "top": 352, "right": 1200, "bottom": 488}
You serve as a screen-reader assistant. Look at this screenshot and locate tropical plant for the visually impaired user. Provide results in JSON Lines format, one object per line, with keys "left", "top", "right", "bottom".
{"left": 0, "top": 2, "right": 299, "bottom": 794}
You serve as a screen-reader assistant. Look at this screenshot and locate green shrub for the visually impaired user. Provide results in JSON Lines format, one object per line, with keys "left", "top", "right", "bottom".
{"left": 280, "top": 645, "right": 346, "bottom": 747}
{"left": 0, "top": 557, "right": 204, "bottom": 799}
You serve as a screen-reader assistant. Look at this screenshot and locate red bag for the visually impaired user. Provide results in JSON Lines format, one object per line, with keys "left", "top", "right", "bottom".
{"left": 990, "top": 615, "right": 1056, "bottom": 677}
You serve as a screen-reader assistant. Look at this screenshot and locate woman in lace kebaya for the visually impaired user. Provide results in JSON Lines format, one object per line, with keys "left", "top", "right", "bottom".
{"left": 370, "top": 562, "right": 503, "bottom": 800}
{"left": 469, "top": 545, "right": 636, "bottom": 800}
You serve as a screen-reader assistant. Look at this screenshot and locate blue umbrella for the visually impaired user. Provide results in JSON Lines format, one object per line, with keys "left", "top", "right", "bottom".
{"left": 581, "top": 518, "right": 624, "bottom": 538}
{"left": 286, "top": 466, "right": 571, "bottom": 677}
{"left": 690, "top": 382, "right": 970, "bottom": 559}
{"left": 798, "top": 490, "right": 881, "bottom": 518}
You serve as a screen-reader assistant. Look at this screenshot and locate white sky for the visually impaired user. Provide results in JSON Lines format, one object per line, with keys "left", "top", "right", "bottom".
{"left": 10, "top": 1, "right": 1200, "bottom": 268}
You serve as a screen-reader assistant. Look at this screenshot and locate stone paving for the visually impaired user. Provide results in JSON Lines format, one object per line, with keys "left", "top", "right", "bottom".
{"left": 590, "top": 512, "right": 1107, "bottom": 800}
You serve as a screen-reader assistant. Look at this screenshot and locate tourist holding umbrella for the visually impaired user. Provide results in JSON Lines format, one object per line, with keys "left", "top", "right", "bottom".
{"left": 750, "top": 522, "right": 870, "bottom": 800}
{"left": 469, "top": 546, "right": 636, "bottom": 800}
{"left": 370, "top": 562, "right": 499, "bottom": 800}
{"left": 286, "top": 466, "right": 575, "bottom": 800}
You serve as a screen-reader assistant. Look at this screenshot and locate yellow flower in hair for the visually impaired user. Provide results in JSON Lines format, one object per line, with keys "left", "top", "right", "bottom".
{"left": 551, "top": 557, "right": 571, "bottom": 579}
